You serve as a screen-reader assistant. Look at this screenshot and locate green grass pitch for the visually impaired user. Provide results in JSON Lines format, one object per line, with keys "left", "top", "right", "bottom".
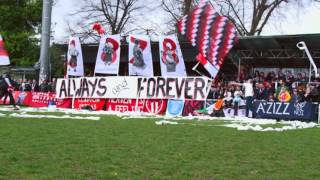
{"left": 0, "top": 113, "right": 320, "bottom": 179}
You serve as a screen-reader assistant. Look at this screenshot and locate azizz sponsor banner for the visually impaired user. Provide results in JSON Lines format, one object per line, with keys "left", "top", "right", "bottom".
{"left": 254, "top": 101, "right": 316, "bottom": 121}
{"left": 56, "top": 76, "right": 211, "bottom": 100}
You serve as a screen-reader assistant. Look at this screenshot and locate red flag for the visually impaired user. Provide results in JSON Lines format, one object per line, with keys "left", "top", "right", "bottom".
{"left": 0, "top": 35, "right": 10, "bottom": 65}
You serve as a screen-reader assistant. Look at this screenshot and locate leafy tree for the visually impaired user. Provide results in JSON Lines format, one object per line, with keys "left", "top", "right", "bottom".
{"left": 49, "top": 44, "right": 65, "bottom": 77}
{"left": 0, "top": 0, "right": 42, "bottom": 66}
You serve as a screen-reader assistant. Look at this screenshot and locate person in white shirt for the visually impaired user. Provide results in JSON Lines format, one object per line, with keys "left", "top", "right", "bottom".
{"left": 230, "top": 79, "right": 254, "bottom": 117}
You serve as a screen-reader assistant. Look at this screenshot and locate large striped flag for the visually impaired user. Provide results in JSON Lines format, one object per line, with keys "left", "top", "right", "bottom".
{"left": 0, "top": 35, "right": 10, "bottom": 66}
{"left": 177, "top": 0, "right": 238, "bottom": 78}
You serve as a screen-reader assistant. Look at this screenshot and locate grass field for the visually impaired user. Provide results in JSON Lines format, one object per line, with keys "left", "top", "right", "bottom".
{"left": 1, "top": 111, "right": 320, "bottom": 179}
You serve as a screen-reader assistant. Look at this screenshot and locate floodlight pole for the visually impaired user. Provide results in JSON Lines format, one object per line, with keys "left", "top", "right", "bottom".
{"left": 297, "top": 41, "right": 319, "bottom": 82}
{"left": 39, "top": 0, "right": 52, "bottom": 84}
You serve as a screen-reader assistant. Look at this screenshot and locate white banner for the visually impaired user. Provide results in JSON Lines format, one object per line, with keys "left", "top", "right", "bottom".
{"left": 67, "top": 36, "right": 84, "bottom": 77}
{"left": 56, "top": 76, "right": 211, "bottom": 100}
{"left": 0, "top": 35, "right": 10, "bottom": 66}
{"left": 94, "top": 34, "right": 121, "bottom": 75}
{"left": 128, "top": 35, "right": 153, "bottom": 76}
{"left": 159, "top": 34, "right": 186, "bottom": 76}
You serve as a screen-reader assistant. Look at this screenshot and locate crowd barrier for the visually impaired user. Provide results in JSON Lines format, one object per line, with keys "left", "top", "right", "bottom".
{"left": 1, "top": 91, "right": 319, "bottom": 122}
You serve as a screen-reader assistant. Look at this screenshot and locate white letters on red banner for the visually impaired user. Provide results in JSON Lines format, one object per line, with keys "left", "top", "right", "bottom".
{"left": 67, "top": 36, "right": 84, "bottom": 77}
{"left": 0, "top": 35, "right": 10, "bottom": 66}
{"left": 128, "top": 35, "right": 153, "bottom": 76}
{"left": 106, "top": 99, "right": 167, "bottom": 114}
{"left": 94, "top": 34, "right": 121, "bottom": 75}
{"left": 55, "top": 76, "right": 211, "bottom": 100}
{"left": 159, "top": 34, "right": 186, "bottom": 76}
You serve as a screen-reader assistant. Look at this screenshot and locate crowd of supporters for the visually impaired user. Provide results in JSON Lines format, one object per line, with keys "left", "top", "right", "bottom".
{"left": 209, "top": 70, "right": 320, "bottom": 103}
{"left": 11, "top": 78, "right": 57, "bottom": 93}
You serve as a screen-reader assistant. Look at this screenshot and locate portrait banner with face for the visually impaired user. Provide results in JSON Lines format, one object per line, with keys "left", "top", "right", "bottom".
{"left": 0, "top": 35, "right": 10, "bottom": 66}
{"left": 128, "top": 35, "right": 154, "bottom": 76}
{"left": 159, "top": 34, "right": 187, "bottom": 76}
{"left": 66, "top": 36, "right": 84, "bottom": 77}
{"left": 94, "top": 34, "right": 121, "bottom": 75}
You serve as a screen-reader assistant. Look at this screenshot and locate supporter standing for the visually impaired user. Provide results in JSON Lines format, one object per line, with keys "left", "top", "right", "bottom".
{"left": 31, "top": 79, "right": 39, "bottom": 92}
{"left": 275, "top": 78, "right": 290, "bottom": 102}
{"left": 49, "top": 78, "right": 57, "bottom": 92}
{"left": 0, "top": 72, "right": 19, "bottom": 110}
{"left": 255, "top": 83, "right": 268, "bottom": 100}
{"left": 39, "top": 80, "right": 50, "bottom": 92}
{"left": 230, "top": 78, "right": 254, "bottom": 117}
{"left": 233, "top": 86, "right": 243, "bottom": 116}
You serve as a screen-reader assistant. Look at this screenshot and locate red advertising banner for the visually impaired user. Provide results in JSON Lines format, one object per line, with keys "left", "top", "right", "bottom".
{"left": 23, "top": 92, "right": 57, "bottom": 107}
{"left": 56, "top": 99, "right": 72, "bottom": 109}
{"left": 182, "top": 100, "right": 204, "bottom": 116}
{"left": 0, "top": 91, "right": 72, "bottom": 108}
{"left": 106, "top": 99, "right": 167, "bottom": 114}
{"left": 0, "top": 91, "right": 21, "bottom": 105}
{"left": 0, "top": 91, "right": 166, "bottom": 113}
{"left": 143, "top": 99, "right": 167, "bottom": 114}
{"left": 74, "top": 98, "right": 106, "bottom": 111}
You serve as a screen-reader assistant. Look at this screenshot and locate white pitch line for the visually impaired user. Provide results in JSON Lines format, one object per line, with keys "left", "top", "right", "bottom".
{"left": 9, "top": 113, "right": 100, "bottom": 121}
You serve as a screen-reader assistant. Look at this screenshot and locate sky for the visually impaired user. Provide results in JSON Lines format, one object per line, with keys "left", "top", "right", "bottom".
{"left": 51, "top": 0, "right": 320, "bottom": 43}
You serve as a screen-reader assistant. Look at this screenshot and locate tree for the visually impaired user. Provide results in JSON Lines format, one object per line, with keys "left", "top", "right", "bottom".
{"left": 161, "top": 0, "right": 318, "bottom": 36}
{"left": 68, "top": 0, "right": 143, "bottom": 42}
{"left": 49, "top": 44, "right": 65, "bottom": 77}
{"left": 0, "top": 0, "right": 42, "bottom": 66}
{"left": 161, "top": 0, "right": 196, "bottom": 28}
{"left": 215, "top": 0, "right": 300, "bottom": 36}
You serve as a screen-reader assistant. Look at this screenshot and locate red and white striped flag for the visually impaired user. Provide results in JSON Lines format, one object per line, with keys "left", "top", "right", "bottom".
{"left": 177, "top": 0, "right": 238, "bottom": 78}
{"left": 0, "top": 35, "right": 10, "bottom": 66}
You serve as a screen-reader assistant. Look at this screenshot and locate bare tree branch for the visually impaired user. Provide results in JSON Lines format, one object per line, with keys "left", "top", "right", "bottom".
{"left": 68, "top": 0, "right": 143, "bottom": 42}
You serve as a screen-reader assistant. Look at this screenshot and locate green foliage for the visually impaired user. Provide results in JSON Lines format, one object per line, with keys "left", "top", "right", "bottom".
{"left": 50, "top": 44, "right": 65, "bottom": 77}
{"left": 0, "top": 0, "right": 42, "bottom": 66}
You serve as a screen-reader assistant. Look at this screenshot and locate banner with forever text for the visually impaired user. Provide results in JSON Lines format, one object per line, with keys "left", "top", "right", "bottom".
{"left": 55, "top": 76, "right": 211, "bottom": 100}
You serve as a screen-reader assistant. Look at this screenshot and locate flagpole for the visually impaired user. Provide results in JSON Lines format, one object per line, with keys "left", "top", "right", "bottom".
{"left": 39, "top": 0, "right": 52, "bottom": 84}
{"left": 192, "top": 62, "right": 213, "bottom": 80}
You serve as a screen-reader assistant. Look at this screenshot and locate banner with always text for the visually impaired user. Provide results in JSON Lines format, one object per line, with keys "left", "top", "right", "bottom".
{"left": 55, "top": 76, "right": 211, "bottom": 100}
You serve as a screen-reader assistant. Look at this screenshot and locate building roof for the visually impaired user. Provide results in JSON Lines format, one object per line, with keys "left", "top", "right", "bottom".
{"left": 235, "top": 33, "right": 320, "bottom": 50}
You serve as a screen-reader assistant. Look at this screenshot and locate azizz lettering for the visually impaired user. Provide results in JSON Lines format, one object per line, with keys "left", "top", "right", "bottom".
{"left": 256, "top": 102, "right": 290, "bottom": 115}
